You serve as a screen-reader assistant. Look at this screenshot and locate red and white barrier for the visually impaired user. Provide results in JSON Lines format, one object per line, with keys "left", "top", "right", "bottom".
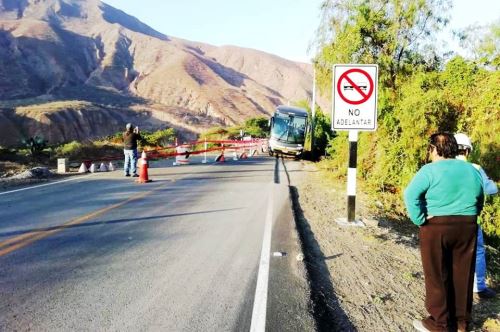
{"left": 73, "top": 139, "right": 267, "bottom": 174}
{"left": 173, "top": 145, "right": 191, "bottom": 166}
{"left": 215, "top": 144, "right": 225, "bottom": 163}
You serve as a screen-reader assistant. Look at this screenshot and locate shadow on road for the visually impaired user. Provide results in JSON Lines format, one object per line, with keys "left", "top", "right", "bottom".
{"left": 0, "top": 208, "right": 243, "bottom": 238}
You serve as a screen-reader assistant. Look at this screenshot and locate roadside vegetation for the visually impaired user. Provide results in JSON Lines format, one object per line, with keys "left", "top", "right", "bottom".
{"left": 0, "top": 127, "right": 177, "bottom": 177}
{"left": 307, "top": 0, "right": 500, "bottom": 322}
{"left": 1, "top": 116, "right": 271, "bottom": 177}
{"left": 52, "top": 128, "right": 174, "bottom": 162}
{"left": 200, "top": 116, "right": 270, "bottom": 140}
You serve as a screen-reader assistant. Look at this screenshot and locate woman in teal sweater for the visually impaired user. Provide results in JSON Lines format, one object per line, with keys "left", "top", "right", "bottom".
{"left": 404, "top": 133, "right": 484, "bottom": 332}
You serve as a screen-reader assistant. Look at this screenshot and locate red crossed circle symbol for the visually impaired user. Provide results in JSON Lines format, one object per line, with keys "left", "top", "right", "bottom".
{"left": 337, "top": 68, "right": 374, "bottom": 105}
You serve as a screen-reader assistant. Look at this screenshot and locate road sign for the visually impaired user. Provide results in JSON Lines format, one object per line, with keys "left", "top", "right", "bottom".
{"left": 332, "top": 64, "right": 378, "bottom": 131}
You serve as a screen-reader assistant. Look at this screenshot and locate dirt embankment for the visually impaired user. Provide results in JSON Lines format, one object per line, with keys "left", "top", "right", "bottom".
{"left": 292, "top": 162, "right": 500, "bottom": 332}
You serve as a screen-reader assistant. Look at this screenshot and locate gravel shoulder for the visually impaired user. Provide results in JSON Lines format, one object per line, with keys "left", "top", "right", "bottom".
{"left": 0, "top": 166, "right": 79, "bottom": 191}
{"left": 292, "top": 162, "right": 500, "bottom": 332}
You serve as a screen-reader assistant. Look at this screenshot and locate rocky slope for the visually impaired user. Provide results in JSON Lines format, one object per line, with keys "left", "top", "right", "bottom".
{"left": 0, "top": 0, "right": 324, "bottom": 146}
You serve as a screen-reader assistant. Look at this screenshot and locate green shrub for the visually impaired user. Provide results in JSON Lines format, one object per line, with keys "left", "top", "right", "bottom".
{"left": 200, "top": 116, "right": 271, "bottom": 141}
{"left": 481, "top": 195, "right": 500, "bottom": 239}
{"left": 140, "top": 128, "right": 175, "bottom": 147}
{"left": 55, "top": 141, "right": 83, "bottom": 157}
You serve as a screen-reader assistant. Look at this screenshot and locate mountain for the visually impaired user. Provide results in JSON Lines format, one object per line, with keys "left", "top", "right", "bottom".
{"left": 0, "top": 0, "right": 323, "bottom": 146}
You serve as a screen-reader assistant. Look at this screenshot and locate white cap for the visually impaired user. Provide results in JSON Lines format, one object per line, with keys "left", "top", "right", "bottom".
{"left": 126, "top": 123, "right": 132, "bottom": 130}
{"left": 454, "top": 133, "right": 473, "bottom": 151}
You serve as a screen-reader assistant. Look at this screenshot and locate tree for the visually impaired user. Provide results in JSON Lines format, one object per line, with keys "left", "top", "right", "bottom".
{"left": 315, "top": 0, "right": 449, "bottom": 96}
{"left": 457, "top": 20, "right": 500, "bottom": 70}
{"left": 21, "top": 136, "right": 47, "bottom": 157}
{"left": 243, "top": 116, "right": 270, "bottom": 138}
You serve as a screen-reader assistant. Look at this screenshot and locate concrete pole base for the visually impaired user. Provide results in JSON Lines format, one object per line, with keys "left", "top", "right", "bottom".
{"left": 335, "top": 217, "right": 365, "bottom": 227}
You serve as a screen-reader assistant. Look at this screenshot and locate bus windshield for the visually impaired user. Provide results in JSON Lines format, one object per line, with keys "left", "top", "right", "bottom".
{"left": 271, "top": 113, "right": 307, "bottom": 144}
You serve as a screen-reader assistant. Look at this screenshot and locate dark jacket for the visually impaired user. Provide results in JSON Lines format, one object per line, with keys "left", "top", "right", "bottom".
{"left": 123, "top": 131, "right": 141, "bottom": 150}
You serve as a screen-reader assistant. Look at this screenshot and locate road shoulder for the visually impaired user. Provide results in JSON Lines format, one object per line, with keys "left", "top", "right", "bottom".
{"left": 265, "top": 158, "right": 316, "bottom": 331}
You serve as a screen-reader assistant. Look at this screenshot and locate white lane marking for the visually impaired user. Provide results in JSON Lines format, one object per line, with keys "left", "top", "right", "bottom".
{"left": 0, "top": 174, "right": 95, "bottom": 196}
{"left": 250, "top": 184, "right": 274, "bottom": 332}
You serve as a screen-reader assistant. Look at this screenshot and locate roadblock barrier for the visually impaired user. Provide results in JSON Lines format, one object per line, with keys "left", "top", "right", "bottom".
{"left": 136, "top": 151, "right": 152, "bottom": 183}
{"left": 73, "top": 139, "right": 267, "bottom": 174}
{"left": 173, "top": 145, "right": 191, "bottom": 166}
{"left": 215, "top": 152, "right": 225, "bottom": 163}
{"left": 78, "top": 163, "right": 88, "bottom": 173}
{"left": 215, "top": 144, "right": 225, "bottom": 163}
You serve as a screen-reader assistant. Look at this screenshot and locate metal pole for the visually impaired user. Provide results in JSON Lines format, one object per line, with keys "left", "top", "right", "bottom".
{"left": 310, "top": 66, "right": 316, "bottom": 153}
{"left": 203, "top": 138, "right": 207, "bottom": 164}
{"left": 347, "top": 130, "right": 358, "bottom": 222}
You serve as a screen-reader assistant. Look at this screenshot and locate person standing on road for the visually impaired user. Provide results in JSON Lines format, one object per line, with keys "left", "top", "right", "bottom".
{"left": 404, "top": 133, "right": 484, "bottom": 332}
{"left": 123, "top": 123, "right": 141, "bottom": 177}
{"left": 455, "top": 133, "right": 498, "bottom": 299}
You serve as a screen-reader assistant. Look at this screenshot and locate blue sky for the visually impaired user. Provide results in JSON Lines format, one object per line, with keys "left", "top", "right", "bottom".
{"left": 104, "top": 0, "right": 500, "bottom": 63}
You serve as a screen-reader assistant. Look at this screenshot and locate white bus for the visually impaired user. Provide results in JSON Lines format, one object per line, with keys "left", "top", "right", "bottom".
{"left": 268, "top": 105, "right": 308, "bottom": 157}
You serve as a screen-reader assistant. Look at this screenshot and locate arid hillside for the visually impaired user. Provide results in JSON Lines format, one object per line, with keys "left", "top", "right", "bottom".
{"left": 0, "top": 0, "right": 323, "bottom": 146}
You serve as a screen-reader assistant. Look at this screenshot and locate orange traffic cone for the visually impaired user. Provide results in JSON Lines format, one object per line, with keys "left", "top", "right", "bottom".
{"left": 136, "top": 151, "right": 152, "bottom": 183}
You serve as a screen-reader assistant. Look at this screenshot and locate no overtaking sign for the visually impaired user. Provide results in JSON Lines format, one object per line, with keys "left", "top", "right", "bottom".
{"left": 332, "top": 64, "right": 378, "bottom": 131}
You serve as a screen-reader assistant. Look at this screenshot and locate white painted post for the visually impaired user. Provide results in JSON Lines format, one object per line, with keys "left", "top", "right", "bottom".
{"left": 202, "top": 138, "right": 208, "bottom": 164}
{"left": 347, "top": 130, "right": 358, "bottom": 222}
{"left": 335, "top": 130, "right": 364, "bottom": 227}
{"left": 57, "top": 158, "right": 68, "bottom": 174}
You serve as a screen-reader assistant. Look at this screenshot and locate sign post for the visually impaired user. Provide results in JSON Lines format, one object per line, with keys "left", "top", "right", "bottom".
{"left": 332, "top": 64, "right": 378, "bottom": 226}
{"left": 310, "top": 67, "right": 317, "bottom": 154}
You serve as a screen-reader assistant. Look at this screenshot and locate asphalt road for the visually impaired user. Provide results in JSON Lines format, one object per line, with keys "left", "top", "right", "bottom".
{"left": 0, "top": 155, "right": 314, "bottom": 331}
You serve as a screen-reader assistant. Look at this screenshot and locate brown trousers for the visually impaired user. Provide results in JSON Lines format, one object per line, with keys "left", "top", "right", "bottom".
{"left": 419, "top": 216, "right": 477, "bottom": 332}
